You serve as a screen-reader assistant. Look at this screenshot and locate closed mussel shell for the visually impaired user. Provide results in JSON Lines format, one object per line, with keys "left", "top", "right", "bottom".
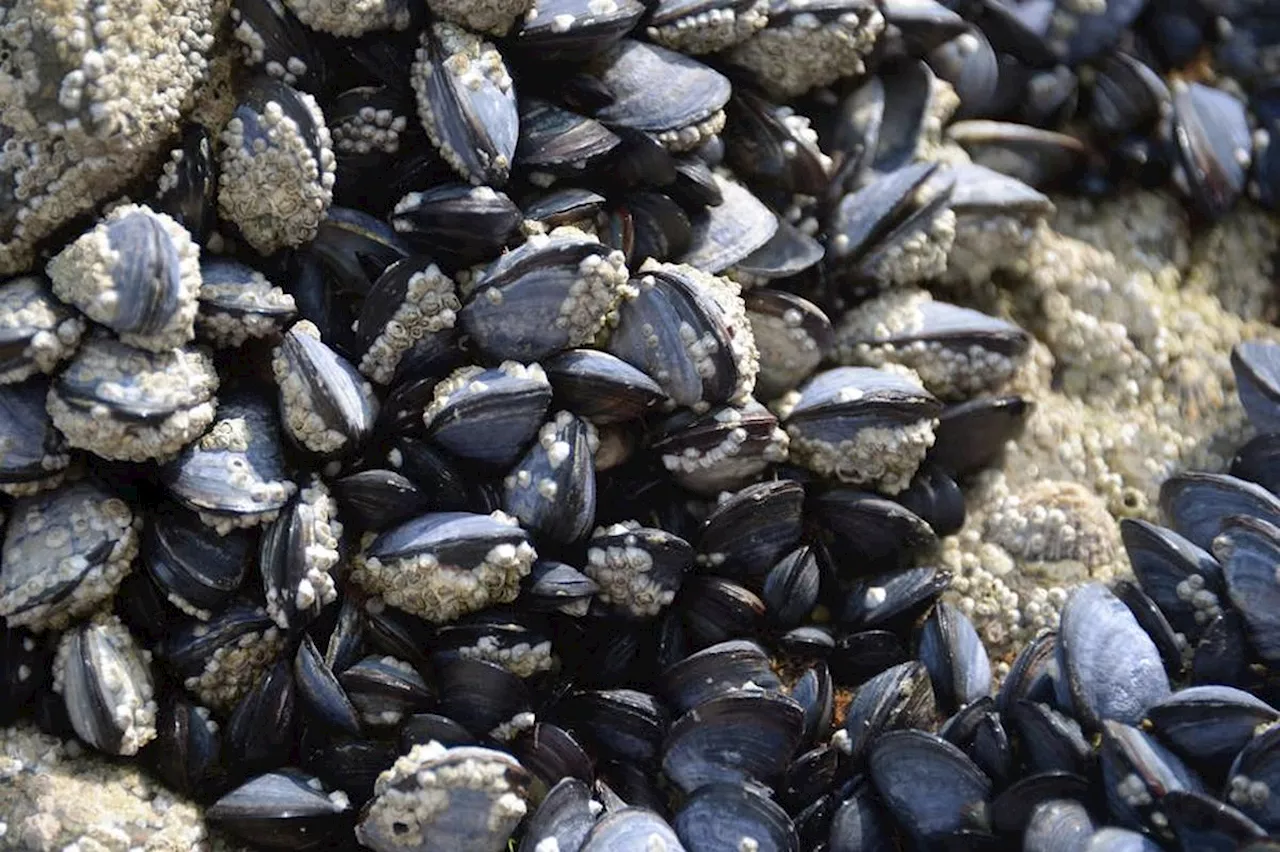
{"left": 354, "top": 256, "right": 459, "bottom": 386}
{"left": 46, "top": 203, "right": 201, "bottom": 352}
{"left": 48, "top": 337, "right": 219, "bottom": 463}
{"left": 164, "top": 391, "right": 298, "bottom": 535}
{"left": 351, "top": 510, "right": 537, "bottom": 624}
{"left": 196, "top": 257, "right": 296, "bottom": 348}
{"left": 52, "top": 613, "right": 157, "bottom": 756}
{"left": 206, "top": 768, "right": 354, "bottom": 851}
{"left": 543, "top": 348, "right": 667, "bottom": 424}
{"left": 461, "top": 227, "right": 630, "bottom": 363}
{"left": 143, "top": 503, "right": 252, "bottom": 621}
{"left": 1058, "top": 583, "right": 1171, "bottom": 730}
{"left": 411, "top": 22, "right": 519, "bottom": 187}
{"left": 0, "top": 479, "right": 141, "bottom": 632}
{"left": 422, "top": 361, "right": 553, "bottom": 469}
{"left": 0, "top": 377, "right": 70, "bottom": 496}
{"left": 0, "top": 274, "right": 85, "bottom": 385}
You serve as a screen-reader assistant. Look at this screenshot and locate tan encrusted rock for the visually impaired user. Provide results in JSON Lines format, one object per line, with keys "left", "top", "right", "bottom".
{"left": 0, "top": 724, "right": 248, "bottom": 852}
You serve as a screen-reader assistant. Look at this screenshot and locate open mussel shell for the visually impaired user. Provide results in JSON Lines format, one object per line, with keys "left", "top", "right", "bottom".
{"left": 46, "top": 203, "right": 201, "bottom": 353}
{"left": 776, "top": 366, "right": 941, "bottom": 494}
{"left": 823, "top": 161, "right": 954, "bottom": 291}
{"left": 422, "top": 361, "right": 553, "bottom": 469}
{"left": 0, "top": 377, "right": 70, "bottom": 496}
{"left": 543, "top": 348, "right": 667, "bottom": 424}
{"left": 351, "top": 510, "right": 537, "bottom": 624}
{"left": 52, "top": 613, "right": 157, "bottom": 756}
{"left": 674, "top": 782, "right": 799, "bottom": 852}
{"left": 0, "top": 479, "right": 140, "bottom": 632}
{"left": 868, "top": 729, "right": 993, "bottom": 843}
{"left": 1100, "top": 719, "right": 1205, "bottom": 836}
{"left": 48, "top": 337, "right": 219, "bottom": 463}
{"left": 217, "top": 76, "right": 336, "bottom": 256}
{"left": 260, "top": 478, "right": 342, "bottom": 631}
{"left": 207, "top": 768, "right": 354, "bottom": 851}
{"left": 356, "top": 742, "right": 532, "bottom": 852}
{"left": 460, "top": 227, "right": 630, "bottom": 363}
{"left": 946, "top": 120, "right": 1087, "bottom": 189}
{"left": 272, "top": 319, "right": 379, "bottom": 458}
{"left": 661, "top": 690, "right": 804, "bottom": 794}
{"left": 0, "top": 274, "right": 85, "bottom": 385}
{"left": 411, "top": 22, "right": 518, "bottom": 187}
{"left": 143, "top": 503, "right": 252, "bottom": 621}
{"left": 196, "top": 257, "right": 296, "bottom": 348}
{"left": 163, "top": 391, "right": 297, "bottom": 535}
{"left": 725, "top": 88, "right": 831, "bottom": 197}
{"left": 585, "top": 520, "right": 693, "bottom": 618}
{"left": 1057, "top": 583, "right": 1171, "bottom": 731}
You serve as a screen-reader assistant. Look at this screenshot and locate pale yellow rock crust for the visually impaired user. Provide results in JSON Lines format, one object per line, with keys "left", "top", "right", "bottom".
{"left": 0, "top": 724, "right": 249, "bottom": 852}
{"left": 936, "top": 191, "right": 1280, "bottom": 667}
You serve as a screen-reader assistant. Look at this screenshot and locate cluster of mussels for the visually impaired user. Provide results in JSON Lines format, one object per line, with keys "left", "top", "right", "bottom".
{"left": 3, "top": 0, "right": 1280, "bottom": 849}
